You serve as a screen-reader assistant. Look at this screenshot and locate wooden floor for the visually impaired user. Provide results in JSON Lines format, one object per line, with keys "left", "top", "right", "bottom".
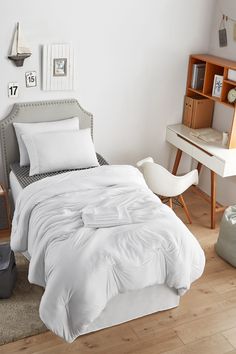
{"left": 1, "top": 188, "right": 236, "bottom": 354}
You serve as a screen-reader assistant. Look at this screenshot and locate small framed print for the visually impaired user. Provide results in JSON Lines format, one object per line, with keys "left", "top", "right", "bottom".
{"left": 53, "top": 58, "right": 67, "bottom": 77}
{"left": 212, "top": 74, "right": 223, "bottom": 97}
{"left": 42, "top": 44, "right": 74, "bottom": 91}
{"left": 25, "top": 71, "right": 37, "bottom": 87}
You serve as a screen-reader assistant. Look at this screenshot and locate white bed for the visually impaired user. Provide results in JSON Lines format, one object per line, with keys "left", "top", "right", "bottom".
{"left": 8, "top": 167, "right": 180, "bottom": 333}
{"left": 0, "top": 99, "right": 204, "bottom": 343}
{"left": 10, "top": 161, "right": 180, "bottom": 331}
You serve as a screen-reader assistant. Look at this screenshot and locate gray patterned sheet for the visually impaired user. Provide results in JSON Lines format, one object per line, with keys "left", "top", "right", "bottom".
{"left": 10, "top": 153, "right": 108, "bottom": 188}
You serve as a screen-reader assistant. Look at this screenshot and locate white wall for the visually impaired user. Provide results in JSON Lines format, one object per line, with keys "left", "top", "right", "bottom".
{"left": 0, "top": 0, "right": 215, "bottom": 183}
{"left": 198, "top": 0, "right": 236, "bottom": 205}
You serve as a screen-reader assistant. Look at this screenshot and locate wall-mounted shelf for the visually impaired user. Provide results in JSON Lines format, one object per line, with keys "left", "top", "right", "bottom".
{"left": 185, "top": 54, "right": 236, "bottom": 148}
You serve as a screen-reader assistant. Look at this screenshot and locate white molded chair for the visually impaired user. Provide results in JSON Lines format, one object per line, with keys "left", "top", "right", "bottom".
{"left": 136, "top": 157, "right": 198, "bottom": 223}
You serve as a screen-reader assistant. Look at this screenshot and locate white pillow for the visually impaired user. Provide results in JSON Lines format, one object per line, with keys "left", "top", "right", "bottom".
{"left": 22, "top": 129, "right": 99, "bottom": 176}
{"left": 13, "top": 117, "right": 80, "bottom": 166}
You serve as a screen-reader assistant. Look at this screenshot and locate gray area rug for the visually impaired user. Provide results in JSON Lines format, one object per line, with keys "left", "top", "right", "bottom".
{"left": 0, "top": 253, "right": 47, "bottom": 345}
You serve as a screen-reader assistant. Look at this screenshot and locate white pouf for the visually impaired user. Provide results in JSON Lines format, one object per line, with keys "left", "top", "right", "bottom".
{"left": 215, "top": 206, "right": 236, "bottom": 267}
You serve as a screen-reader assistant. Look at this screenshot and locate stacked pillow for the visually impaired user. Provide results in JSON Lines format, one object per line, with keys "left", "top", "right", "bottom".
{"left": 13, "top": 118, "right": 99, "bottom": 176}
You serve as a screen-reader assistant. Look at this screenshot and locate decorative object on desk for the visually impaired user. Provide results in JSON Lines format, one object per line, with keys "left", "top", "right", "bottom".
{"left": 42, "top": 44, "right": 74, "bottom": 91}
{"left": 8, "top": 23, "right": 31, "bottom": 67}
{"left": 219, "top": 15, "right": 228, "bottom": 47}
{"left": 25, "top": 71, "right": 37, "bottom": 87}
{"left": 212, "top": 74, "right": 223, "bottom": 98}
{"left": 227, "top": 87, "right": 236, "bottom": 104}
{"left": 222, "top": 132, "right": 229, "bottom": 147}
{"left": 191, "top": 63, "right": 206, "bottom": 90}
{"left": 8, "top": 82, "right": 19, "bottom": 98}
{"left": 183, "top": 96, "right": 213, "bottom": 129}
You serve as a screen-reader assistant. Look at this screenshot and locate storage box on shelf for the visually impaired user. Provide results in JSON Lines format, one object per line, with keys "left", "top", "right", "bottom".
{"left": 184, "top": 54, "right": 236, "bottom": 148}
{"left": 183, "top": 95, "right": 214, "bottom": 129}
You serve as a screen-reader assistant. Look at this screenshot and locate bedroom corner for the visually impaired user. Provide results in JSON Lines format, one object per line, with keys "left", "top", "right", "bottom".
{"left": 1, "top": 1, "right": 236, "bottom": 353}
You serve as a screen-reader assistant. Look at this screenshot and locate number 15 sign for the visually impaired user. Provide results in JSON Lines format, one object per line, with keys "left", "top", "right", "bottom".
{"left": 25, "top": 71, "right": 37, "bottom": 87}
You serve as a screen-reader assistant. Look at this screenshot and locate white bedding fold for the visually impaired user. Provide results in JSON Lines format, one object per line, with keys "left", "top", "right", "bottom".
{"left": 11, "top": 165, "right": 205, "bottom": 343}
{"left": 82, "top": 206, "right": 131, "bottom": 227}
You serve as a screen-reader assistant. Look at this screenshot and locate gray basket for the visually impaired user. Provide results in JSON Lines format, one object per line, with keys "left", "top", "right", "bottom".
{"left": 215, "top": 206, "right": 236, "bottom": 267}
{"left": 0, "top": 244, "right": 17, "bottom": 298}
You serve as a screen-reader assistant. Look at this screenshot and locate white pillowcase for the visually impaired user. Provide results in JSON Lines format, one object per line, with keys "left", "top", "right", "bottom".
{"left": 13, "top": 117, "right": 80, "bottom": 166}
{"left": 22, "top": 129, "right": 99, "bottom": 176}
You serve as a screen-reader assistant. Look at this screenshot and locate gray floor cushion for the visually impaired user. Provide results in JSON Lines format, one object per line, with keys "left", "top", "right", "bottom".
{"left": 215, "top": 205, "right": 236, "bottom": 267}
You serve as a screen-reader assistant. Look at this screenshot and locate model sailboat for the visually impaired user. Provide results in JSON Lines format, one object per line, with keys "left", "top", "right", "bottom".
{"left": 8, "top": 23, "right": 31, "bottom": 67}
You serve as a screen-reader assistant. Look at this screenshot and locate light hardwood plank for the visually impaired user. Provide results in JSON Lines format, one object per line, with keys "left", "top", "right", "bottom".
{"left": 222, "top": 327, "right": 236, "bottom": 349}
{"left": 174, "top": 307, "right": 236, "bottom": 344}
{"left": 161, "top": 333, "right": 233, "bottom": 354}
{"left": 0, "top": 332, "right": 62, "bottom": 354}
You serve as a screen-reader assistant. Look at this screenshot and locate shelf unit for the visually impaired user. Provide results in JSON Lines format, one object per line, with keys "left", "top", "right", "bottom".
{"left": 185, "top": 54, "right": 236, "bottom": 148}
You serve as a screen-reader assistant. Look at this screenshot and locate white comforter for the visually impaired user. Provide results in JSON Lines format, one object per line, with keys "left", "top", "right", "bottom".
{"left": 11, "top": 165, "right": 205, "bottom": 342}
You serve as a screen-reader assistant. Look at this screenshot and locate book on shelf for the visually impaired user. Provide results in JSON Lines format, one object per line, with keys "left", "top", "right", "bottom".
{"left": 191, "top": 63, "right": 206, "bottom": 90}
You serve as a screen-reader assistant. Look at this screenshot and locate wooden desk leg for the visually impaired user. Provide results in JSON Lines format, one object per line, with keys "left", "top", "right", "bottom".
{"left": 211, "top": 170, "right": 216, "bottom": 229}
{"left": 172, "top": 149, "right": 182, "bottom": 175}
{"left": 197, "top": 162, "right": 202, "bottom": 174}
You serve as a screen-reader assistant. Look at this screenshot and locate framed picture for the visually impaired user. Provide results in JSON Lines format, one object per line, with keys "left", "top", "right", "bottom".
{"left": 212, "top": 74, "right": 223, "bottom": 98}
{"left": 53, "top": 58, "right": 67, "bottom": 77}
{"left": 42, "top": 44, "right": 74, "bottom": 91}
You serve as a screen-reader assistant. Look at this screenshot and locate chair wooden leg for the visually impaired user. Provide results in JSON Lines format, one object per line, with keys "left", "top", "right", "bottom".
{"left": 169, "top": 198, "right": 173, "bottom": 209}
{"left": 179, "top": 194, "right": 192, "bottom": 224}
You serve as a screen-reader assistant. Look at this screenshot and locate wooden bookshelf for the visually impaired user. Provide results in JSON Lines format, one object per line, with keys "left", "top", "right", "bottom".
{"left": 186, "top": 54, "right": 236, "bottom": 148}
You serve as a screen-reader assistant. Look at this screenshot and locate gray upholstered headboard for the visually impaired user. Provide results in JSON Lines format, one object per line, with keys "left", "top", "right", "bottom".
{"left": 0, "top": 99, "right": 93, "bottom": 188}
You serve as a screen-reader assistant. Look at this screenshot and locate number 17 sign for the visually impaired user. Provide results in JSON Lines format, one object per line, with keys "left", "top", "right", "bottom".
{"left": 8, "top": 82, "right": 19, "bottom": 98}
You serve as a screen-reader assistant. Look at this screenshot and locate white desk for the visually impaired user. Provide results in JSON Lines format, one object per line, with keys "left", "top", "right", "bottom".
{"left": 166, "top": 124, "right": 236, "bottom": 228}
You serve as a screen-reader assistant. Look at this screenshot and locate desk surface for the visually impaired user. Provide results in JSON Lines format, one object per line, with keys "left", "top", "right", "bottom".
{"left": 166, "top": 124, "right": 236, "bottom": 177}
{"left": 168, "top": 124, "right": 236, "bottom": 162}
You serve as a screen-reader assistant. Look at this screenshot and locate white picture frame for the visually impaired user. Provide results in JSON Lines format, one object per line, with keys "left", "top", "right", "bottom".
{"left": 42, "top": 44, "right": 74, "bottom": 91}
{"left": 212, "top": 74, "right": 223, "bottom": 98}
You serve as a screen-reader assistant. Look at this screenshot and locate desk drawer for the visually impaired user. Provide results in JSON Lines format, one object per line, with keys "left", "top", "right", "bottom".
{"left": 166, "top": 128, "right": 226, "bottom": 175}
{"left": 166, "top": 129, "right": 193, "bottom": 155}
{"left": 190, "top": 144, "right": 225, "bottom": 175}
